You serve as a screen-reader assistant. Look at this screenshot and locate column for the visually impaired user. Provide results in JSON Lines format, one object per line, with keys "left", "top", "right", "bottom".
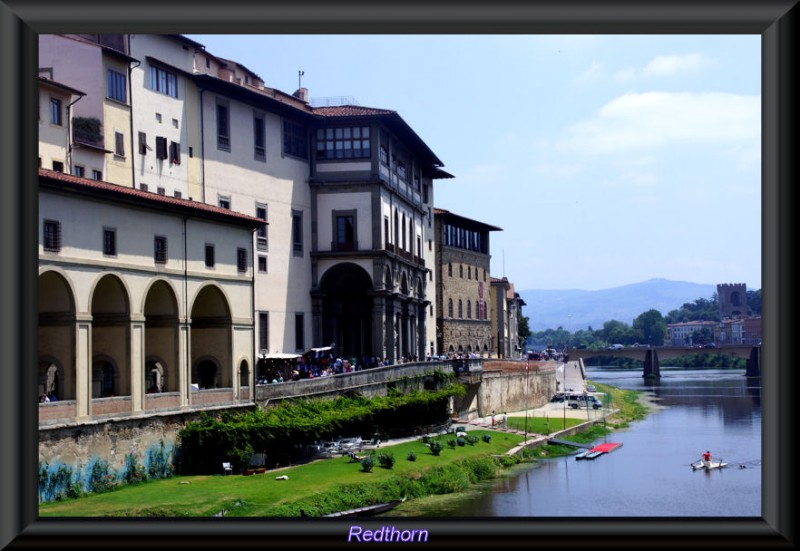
{"left": 179, "top": 320, "right": 190, "bottom": 407}
{"left": 130, "top": 318, "right": 145, "bottom": 413}
{"left": 74, "top": 315, "right": 92, "bottom": 420}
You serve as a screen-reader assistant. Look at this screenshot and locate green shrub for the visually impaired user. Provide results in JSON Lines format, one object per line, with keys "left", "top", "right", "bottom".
{"left": 88, "top": 458, "right": 118, "bottom": 494}
{"left": 482, "top": 434, "right": 492, "bottom": 443}
{"left": 456, "top": 437, "right": 466, "bottom": 447}
{"left": 465, "top": 434, "right": 479, "bottom": 446}
{"left": 360, "top": 456, "right": 375, "bottom": 472}
{"left": 447, "top": 439, "right": 457, "bottom": 449}
{"left": 428, "top": 440, "right": 444, "bottom": 456}
{"left": 378, "top": 453, "right": 395, "bottom": 469}
{"left": 406, "top": 452, "right": 417, "bottom": 462}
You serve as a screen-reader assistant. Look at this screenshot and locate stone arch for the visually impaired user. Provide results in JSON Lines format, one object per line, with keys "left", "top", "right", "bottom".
{"left": 239, "top": 359, "right": 250, "bottom": 388}
{"left": 92, "top": 354, "right": 119, "bottom": 398}
{"left": 319, "top": 262, "right": 375, "bottom": 359}
{"left": 143, "top": 279, "right": 180, "bottom": 393}
{"left": 193, "top": 356, "right": 220, "bottom": 390}
{"left": 38, "top": 270, "right": 77, "bottom": 400}
{"left": 400, "top": 272, "right": 409, "bottom": 296}
{"left": 90, "top": 274, "right": 131, "bottom": 398}
{"left": 190, "top": 284, "right": 232, "bottom": 389}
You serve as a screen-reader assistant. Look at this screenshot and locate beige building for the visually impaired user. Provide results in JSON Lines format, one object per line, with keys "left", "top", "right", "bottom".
{"left": 491, "top": 277, "right": 525, "bottom": 358}
{"left": 433, "top": 208, "right": 501, "bottom": 357}
{"left": 38, "top": 168, "right": 262, "bottom": 425}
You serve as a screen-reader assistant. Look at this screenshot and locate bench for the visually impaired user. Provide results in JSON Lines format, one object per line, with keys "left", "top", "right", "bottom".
{"left": 222, "top": 462, "right": 232, "bottom": 475}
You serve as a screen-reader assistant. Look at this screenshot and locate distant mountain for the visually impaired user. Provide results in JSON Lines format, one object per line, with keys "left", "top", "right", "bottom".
{"left": 520, "top": 278, "right": 717, "bottom": 332}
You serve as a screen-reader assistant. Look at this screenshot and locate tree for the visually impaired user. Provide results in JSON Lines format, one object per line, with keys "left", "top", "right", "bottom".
{"left": 517, "top": 311, "right": 531, "bottom": 344}
{"left": 633, "top": 309, "right": 667, "bottom": 346}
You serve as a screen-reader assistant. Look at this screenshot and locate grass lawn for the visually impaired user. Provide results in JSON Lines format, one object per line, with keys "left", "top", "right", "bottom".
{"left": 503, "top": 415, "right": 583, "bottom": 434}
{"left": 39, "top": 429, "right": 526, "bottom": 517}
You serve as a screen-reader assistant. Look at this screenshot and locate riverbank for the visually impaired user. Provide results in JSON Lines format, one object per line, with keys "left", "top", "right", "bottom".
{"left": 39, "top": 384, "right": 650, "bottom": 518}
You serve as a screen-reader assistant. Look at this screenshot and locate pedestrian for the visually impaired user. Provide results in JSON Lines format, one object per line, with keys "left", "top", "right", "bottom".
{"left": 491, "top": 410, "right": 496, "bottom": 427}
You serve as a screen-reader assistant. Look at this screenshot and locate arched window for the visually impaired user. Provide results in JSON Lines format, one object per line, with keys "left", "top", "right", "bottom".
{"left": 448, "top": 299, "right": 453, "bottom": 318}
{"left": 467, "top": 300, "right": 472, "bottom": 319}
{"left": 458, "top": 300, "right": 463, "bottom": 319}
{"left": 459, "top": 265, "right": 463, "bottom": 278}
{"left": 468, "top": 266, "right": 471, "bottom": 279}
{"left": 448, "top": 263, "right": 452, "bottom": 277}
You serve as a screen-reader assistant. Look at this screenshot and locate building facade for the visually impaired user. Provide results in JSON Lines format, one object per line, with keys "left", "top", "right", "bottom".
{"left": 433, "top": 208, "right": 501, "bottom": 357}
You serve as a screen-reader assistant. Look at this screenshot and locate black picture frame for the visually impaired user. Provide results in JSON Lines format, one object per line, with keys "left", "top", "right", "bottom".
{"left": 1, "top": 1, "right": 795, "bottom": 548}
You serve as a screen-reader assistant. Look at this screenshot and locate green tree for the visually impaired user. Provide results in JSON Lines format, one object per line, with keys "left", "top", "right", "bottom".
{"left": 747, "top": 289, "right": 761, "bottom": 315}
{"left": 601, "top": 320, "right": 631, "bottom": 345}
{"left": 632, "top": 309, "right": 667, "bottom": 346}
{"left": 517, "top": 311, "right": 531, "bottom": 344}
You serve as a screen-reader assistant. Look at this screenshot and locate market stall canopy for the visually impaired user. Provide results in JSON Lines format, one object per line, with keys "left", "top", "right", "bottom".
{"left": 261, "top": 353, "right": 302, "bottom": 359}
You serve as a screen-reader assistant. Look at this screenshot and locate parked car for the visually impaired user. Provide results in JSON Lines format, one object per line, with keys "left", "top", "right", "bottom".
{"left": 703, "top": 343, "right": 717, "bottom": 348}
{"left": 607, "top": 344, "right": 624, "bottom": 350}
{"left": 550, "top": 393, "right": 566, "bottom": 402}
{"left": 585, "top": 385, "right": 597, "bottom": 393}
{"left": 568, "top": 395, "right": 602, "bottom": 409}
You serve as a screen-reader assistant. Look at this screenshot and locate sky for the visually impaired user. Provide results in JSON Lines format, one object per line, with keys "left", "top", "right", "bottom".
{"left": 186, "top": 34, "right": 761, "bottom": 292}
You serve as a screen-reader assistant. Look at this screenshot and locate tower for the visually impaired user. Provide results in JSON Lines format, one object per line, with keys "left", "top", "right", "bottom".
{"left": 717, "top": 283, "right": 747, "bottom": 318}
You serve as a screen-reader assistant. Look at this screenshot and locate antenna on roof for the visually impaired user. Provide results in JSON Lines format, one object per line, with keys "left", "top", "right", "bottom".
{"left": 298, "top": 70, "right": 305, "bottom": 88}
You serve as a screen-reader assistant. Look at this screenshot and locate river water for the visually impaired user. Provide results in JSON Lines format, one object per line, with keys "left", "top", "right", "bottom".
{"left": 409, "top": 367, "right": 762, "bottom": 517}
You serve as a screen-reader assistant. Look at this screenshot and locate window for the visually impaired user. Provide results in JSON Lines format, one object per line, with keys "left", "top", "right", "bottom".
{"left": 256, "top": 205, "right": 268, "bottom": 251}
{"left": 448, "top": 263, "right": 452, "bottom": 277}
{"left": 139, "top": 183, "right": 149, "bottom": 192}
{"left": 73, "top": 165, "right": 85, "bottom": 177}
{"left": 259, "top": 312, "right": 269, "bottom": 351}
{"left": 258, "top": 255, "right": 267, "bottom": 273}
{"left": 283, "top": 120, "right": 307, "bottom": 159}
{"left": 467, "top": 301, "right": 472, "bottom": 319}
{"left": 335, "top": 213, "right": 355, "bottom": 251}
{"left": 169, "top": 141, "right": 181, "bottom": 164}
{"left": 172, "top": 118, "right": 178, "bottom": 129}
{"left": 315, "top": 126, "right": 370, "bottom": 160}
{"left": 237, "top": 247, "right": 247, "bottom": 272}
{"left": 154, "top": 236, "right": 167, "bottom": 263}
{"left": 448, "top": 299, "right": 453, "bottom": 318}
{"left": 107, "top": 69, "right": 127, "bottom": 102}
{"left": 149, "top": 65, "right": 177, "bottom": 97}
{"left": 156, "top": 113, "right": 162, "bottom": 123}
{"left": 92, "top": 169, "right": 102, "bottom": 180}
{"left": 138, "top": 132, "right": 148, "bottom": 155}
{"left": 295, "top": 313, "right": 305, "bottom": 351}
{"left": 254, "top": 113, "right": 266, "bottom": 161}
{"left": 218, "top": 196, "right": 231, "bottom": 210}
{"left": 114, "top": 131, "right": 125, "bottom": 157}
{"left": 458, "top": 300, "right": 463, "bottom": 319}
{"left": 174, "top": 190, "right": 182, "bottom": 198}
{"left": 52, "top": 161, "right": 64, "bottom": 172}
{"left": 384, "top": 217, "right": 390, "bottom": 247}
{"left": 459, "top": 265, "right": 463, "bottom": 278}
{"left": 205, "top": 244, "right": 215, "bottom": 268}
{"left": 157, "top": 187, "right": 165, "bottom": 195}
{"left": 380, "top": 145, "right": 389, "bottom": 165}
{"left": 217, "top": 101, "right": 230, "bottom": 151}
{"left": 43, "top": 219, "right": 61, "bottom": 252}
{"left": 50, "top": 98, "right": 62, "bottom": 126}
{"left": 103, "top": 228, "right": 116, "bottom": 256}
{"left": 292, "top": 210, "right": 303, "bottom": 256}
{"left": 468, "top": 266, "right": 471, "bottom": 279}
{"left": 155, "top": 136, "right": 167, "bottom": 160}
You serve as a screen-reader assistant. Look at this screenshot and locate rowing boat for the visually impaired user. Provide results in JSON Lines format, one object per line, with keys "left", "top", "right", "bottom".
{"left": 323, "top": 497, "right": 407, "bottom": 518}
{"left": 692, "top": 460, "right": 728, "bottom": 471}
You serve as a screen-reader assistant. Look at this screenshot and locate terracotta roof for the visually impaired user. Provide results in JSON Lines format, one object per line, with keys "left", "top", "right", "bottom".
{"left": 38, "top": 168, "right": 265, "bottom": 227}
{"left": 312, "top": 105, "right": 395, "bottom": 117}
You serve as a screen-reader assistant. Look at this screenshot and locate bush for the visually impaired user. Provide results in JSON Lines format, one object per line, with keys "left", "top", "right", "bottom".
{"left": 482, "top": 434, "right": 492, "bottom": 443}
{"left": 407, "top": 452, "right": 417, "bottom": 462}
{"left": 465, "top": 434, "right": 479, "bottom": 446}
{"left": 447, "top": 439, "right": 457, "bottom": 449}
{"left": 360, "top": 456, "right": 375, "bottom": 472}
{"left": 456, "top": 437, "right": 466, "bottom": 447}
{"left": 378, "top": 453, "right": 395, "bottom": 469}
{"left": 88, "top": 458, "right": 118, "bottom": 494}
{"left": 428, "top": 440, "right": 444, "bottom": 456}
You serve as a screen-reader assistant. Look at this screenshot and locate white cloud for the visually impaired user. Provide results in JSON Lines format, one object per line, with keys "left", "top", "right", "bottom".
{"left": 558, "top": 91, "right": 760, "bottom": 155}
{"left": 613, "top": 67, "right": 637, "bottom": 82}
{"left": 643, "top": 53, "right": 713, "bottom": 76}
{"left": 577, "top": 62, "right": 604, "bottom": 83}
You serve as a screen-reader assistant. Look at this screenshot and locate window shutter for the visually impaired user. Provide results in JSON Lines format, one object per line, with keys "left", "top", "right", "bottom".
{"left": 155, "top": 137, "right": 167, "bottom": 160}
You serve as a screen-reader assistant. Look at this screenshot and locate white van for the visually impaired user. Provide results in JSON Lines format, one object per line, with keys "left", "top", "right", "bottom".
{"left": 568, "top": 395, "right": 602, "bottom": 410}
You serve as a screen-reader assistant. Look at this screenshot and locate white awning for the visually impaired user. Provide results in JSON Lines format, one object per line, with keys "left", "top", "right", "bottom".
{"left": 260, "top": 353, "right": 301, "bottom": 359}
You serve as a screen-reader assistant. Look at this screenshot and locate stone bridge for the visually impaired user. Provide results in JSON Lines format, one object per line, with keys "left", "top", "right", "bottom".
{"left": 566, "top": 344, "right": 761, "bottom": 378}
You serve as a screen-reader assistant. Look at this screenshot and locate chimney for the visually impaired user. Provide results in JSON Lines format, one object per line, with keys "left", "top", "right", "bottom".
{"left": 292, "top": 87, "right": 309, "bottom": 103}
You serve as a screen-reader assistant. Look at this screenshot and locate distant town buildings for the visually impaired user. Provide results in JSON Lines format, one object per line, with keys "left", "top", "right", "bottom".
{"left": 666, "top": 283, "right": 761, "bottom": 346}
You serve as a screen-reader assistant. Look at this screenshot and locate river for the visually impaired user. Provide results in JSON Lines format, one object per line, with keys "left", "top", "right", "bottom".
{"left": 395, "top": 367, "right": 762, "bottom": 517}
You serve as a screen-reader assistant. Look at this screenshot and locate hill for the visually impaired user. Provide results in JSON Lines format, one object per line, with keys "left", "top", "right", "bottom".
{"left": 519, "top": 278, "right": 717, "bottom": 332}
